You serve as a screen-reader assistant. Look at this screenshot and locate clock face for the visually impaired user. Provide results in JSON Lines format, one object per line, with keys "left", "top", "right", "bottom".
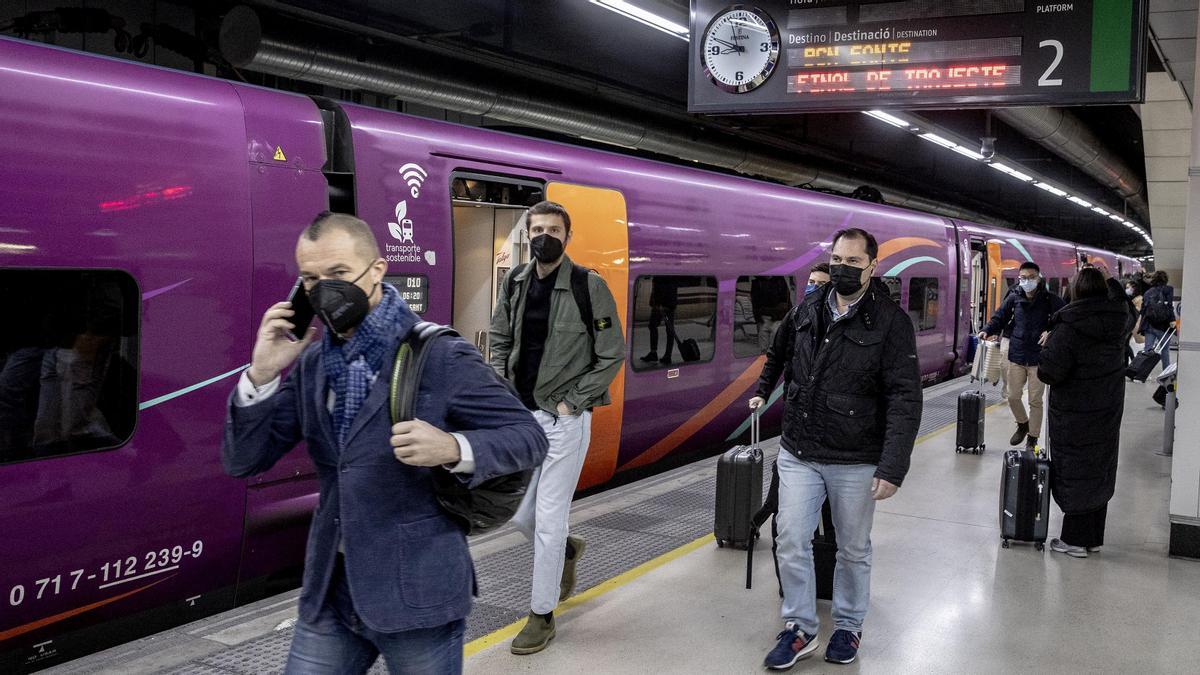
{"left": 701, "top": 6, "right": 780, "bottom": 94}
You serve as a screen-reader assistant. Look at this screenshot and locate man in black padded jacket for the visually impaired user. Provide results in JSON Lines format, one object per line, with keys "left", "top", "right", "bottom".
{"left": 749, "top": 228, "right": 922, "bottom": 669}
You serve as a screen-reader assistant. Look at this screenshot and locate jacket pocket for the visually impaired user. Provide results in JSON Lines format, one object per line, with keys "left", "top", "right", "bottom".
{"left": 544, "top": 321, "right": 588, "bottom": 367}
{"left": 841, "top": 330, "right": 883, "bottom": 371}
{"left": 824, "top": 393, "right": 880, "bottom": 448}
{"left": 397, "top": 515, "right": 469, "bottom": 609}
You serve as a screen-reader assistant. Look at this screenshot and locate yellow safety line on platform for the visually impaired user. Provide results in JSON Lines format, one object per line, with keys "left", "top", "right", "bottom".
{"left": 464, "top": 533, "right": 715, "bottom": 657}
{"left": 464, "top": 395, "right": 1002, "bottom": 658}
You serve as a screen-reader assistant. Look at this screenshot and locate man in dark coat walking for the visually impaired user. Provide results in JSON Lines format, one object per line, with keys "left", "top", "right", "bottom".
{"left": 1036, "top": 268, "right": 1136, "bottom": 558}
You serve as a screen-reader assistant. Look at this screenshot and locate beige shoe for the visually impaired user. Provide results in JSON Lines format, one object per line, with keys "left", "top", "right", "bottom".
{"left": 559, "top": 535, "right": 586, "bottom": 602}
{"left": 510, "top": 612, "right": 556, "bottom": 655}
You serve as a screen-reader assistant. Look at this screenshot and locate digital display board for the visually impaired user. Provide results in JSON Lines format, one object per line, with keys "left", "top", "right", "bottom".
{"left": 386, "top": 275, "right": 429, "bottom": 315}
{"left": 688, "top": 1, "right": 1146, "bottom": 113}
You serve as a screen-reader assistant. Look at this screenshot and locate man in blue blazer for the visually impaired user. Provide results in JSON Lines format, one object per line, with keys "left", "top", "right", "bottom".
{"left": 222, "top": 212, "right": 548, "bottom": 674}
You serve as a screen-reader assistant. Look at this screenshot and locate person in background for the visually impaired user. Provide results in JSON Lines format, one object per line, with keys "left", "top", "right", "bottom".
{"left": 1125, "top": 278, "right": 1145, "bottom": 362}
{"left": 489, "top": 201, "right": 626, "bottom": 655}
{"left": 749, "top": 228, "right": 922, "bottom": 668}
{"left": 641, "top": 276, "right": 680, "bottom": 365}
{"left": 806, "top": 263, "right": 831, "bottom": 296}
{"left": 1036, "top": 267, "right": 1134, "bottom": 558}
{"left": 1139, "top": 270, "right": 1176, "bottom": 369}
{"left": 978, "top": 262, "right": 1066, "bottom": 450}
{"left": 222, "top": 212, "right": 547, "bottom": 674}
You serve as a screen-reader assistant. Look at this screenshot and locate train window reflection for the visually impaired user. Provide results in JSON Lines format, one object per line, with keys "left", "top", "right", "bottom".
{"left": 908, "top": 277, "right": 939, "bottom": 332}
{"left": 0, "top": 270, "right": 139, "bottom": 464}
{"left": 880, "top": 276, "right": 902, "bottom": 304}
{"left": 733, "top": 276, "right": 795, "bottom": 358}
{"left": 632, "top": 276, "right": 718, "bottom": 370}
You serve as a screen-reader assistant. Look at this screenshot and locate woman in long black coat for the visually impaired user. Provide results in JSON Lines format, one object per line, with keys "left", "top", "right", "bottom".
{"left": 1036, "top": 268, "right": 1137, "bottom": 558}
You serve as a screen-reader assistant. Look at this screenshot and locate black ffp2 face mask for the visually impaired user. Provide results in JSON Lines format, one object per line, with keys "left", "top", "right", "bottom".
{"left": 309, "top": 265, "right": 376, "bottom": 337}
{"left": 828, "top": 263, "right": 870, "bottom": 296}
{"left": 530, "top": 233, "right": 565, "bottom": 264}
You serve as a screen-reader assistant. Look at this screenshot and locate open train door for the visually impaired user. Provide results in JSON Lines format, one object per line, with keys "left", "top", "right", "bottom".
{"left": 968, "top": 238, "right": 1005, "bottom": 333}
{"left": 546, "top": 182, "right": 629, "bottom": 490}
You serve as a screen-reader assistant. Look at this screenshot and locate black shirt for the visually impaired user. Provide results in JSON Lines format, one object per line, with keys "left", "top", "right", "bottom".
{"left": 516, "top": 266, "right": 558, "bottom": 410}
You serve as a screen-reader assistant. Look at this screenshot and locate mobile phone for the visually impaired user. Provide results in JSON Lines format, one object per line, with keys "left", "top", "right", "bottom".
{"left": 286, "top": 276, "right": 315, "bottom": 340}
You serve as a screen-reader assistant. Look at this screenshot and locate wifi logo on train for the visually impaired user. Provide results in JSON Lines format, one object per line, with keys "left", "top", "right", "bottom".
{"left": 388, "top": 162, "right": 427, "bottom": 243}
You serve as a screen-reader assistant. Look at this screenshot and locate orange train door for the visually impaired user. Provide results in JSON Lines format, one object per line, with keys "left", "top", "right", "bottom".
{"left": 986, "top": 240, "right": 1005, "bottom": 319}
{"left": 545, "top": 182, "right": 629, "bottom": 490}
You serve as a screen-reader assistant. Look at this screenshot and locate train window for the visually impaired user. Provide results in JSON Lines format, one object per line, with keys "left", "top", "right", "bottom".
{"left": 632, "top": 276, "right": 718, "bottom": 370}
{"left": 880, "top": 276, "right": 902, "bottom": 304}
{"left": 907, "top": 277, "right": 939, "bottom": 332}
{"left": 0, "top": 270, "right": 139, "bottom": 464}
{"left": 1004, "top": 276, "right": 1018, "bottom": 295}
{"left": 733, "top": 276, "right": 795, "bottom": 358}
{"left": 1047, "top": 277, "right": 1061, "bottom": 297}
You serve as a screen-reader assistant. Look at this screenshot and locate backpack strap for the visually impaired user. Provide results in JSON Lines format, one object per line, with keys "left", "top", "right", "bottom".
{"left": 570, "top": 264, "right": 595, "bottom": 344}
{"left": 390, "top": 321, "right": 461, "bottom": 424}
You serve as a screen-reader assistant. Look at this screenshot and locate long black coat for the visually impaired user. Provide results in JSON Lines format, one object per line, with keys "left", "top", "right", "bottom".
{"left": 1036, "top": 288, "right": 1135, "bottom": 514}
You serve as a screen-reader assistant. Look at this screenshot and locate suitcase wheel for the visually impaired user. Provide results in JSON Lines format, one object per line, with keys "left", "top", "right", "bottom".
{"left": 1035, "top": 542, "right": 1045, "bottom": 552}
{"left": 716, "top": 539, "right": 725, "bottom": 549}
{"left": 955, "top": 447, "right": 962, "bottom": 454}
{"left": 1001, "top": 539, "right": 1010, "bottom": 549}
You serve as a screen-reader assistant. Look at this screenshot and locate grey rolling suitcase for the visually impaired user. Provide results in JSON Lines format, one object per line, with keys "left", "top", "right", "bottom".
{"left": 715, "top": 412, "right": 763, "bottom": 550}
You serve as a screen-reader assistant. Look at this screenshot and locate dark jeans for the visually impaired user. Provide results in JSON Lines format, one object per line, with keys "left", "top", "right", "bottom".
{"left": 1060, "top": 505, "right": 1108, "bottom": 549}
{"left": 285, "top": 556, "right": 465, "bottom": 674}
{"left": 648, "top": 306, "right": 678, "bottom": 358}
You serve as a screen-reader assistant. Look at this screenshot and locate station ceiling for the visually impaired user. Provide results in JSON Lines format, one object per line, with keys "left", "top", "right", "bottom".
{"left": 248, "top": 0, "right": 1180, "bottom": 256}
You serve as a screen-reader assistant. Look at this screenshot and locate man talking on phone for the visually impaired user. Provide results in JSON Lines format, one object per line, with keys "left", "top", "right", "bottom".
{"left": 222, "top": 211, "right": 547, "bottom": 674}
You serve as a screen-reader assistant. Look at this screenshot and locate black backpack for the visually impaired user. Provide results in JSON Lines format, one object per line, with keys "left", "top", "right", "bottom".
{"left": 390, "top": 321, "right": 533, "bottom": 535}
{"left": 1144, "top": 286, "right": 1175, "bottom": 329}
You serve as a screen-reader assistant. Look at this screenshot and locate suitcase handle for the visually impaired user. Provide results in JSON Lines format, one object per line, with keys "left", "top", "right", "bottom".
{"left": 751, "top": 409, "right": 760, "bottom": 448}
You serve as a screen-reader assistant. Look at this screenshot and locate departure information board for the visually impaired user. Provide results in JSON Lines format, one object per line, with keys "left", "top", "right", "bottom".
{"left": 688, "top": 1, "right": 1146, "bottom": 113}
{"left": 386, "top": 275, "right": 428, "bottom": 315}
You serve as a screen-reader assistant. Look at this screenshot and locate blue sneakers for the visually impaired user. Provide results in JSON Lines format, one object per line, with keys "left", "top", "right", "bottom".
{"left": 764, "top": 622, "right": 818, "bottom": 670}
{"left": 824, "top": 629, "right": 861, "bottom": 664}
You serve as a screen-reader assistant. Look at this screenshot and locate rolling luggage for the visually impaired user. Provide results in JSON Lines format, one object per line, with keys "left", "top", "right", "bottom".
{"left": 679, "top": 338, "right": 701, "bottom": 362}
{"left": 999, "top": 385, "right": 1051, "bottom": 550}
{"left": 971, "top": 339, "right": 1004, "bottom": 385}
{"left": 1127, "top": 326, "right": 1175, "bottom": 382}
{"left": 956, "top": 389, "right": 986, "bottom": 454}
{"left": 715, "top": 412, "right": 763, "bottom": 550}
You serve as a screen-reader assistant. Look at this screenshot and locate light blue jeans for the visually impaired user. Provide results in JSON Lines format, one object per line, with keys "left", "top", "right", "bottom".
{"left": 775, "top": 450, "right": 877, "bottom": 635}
{"left": 1142, "top": 326, "right": 1171, "bottom": 369}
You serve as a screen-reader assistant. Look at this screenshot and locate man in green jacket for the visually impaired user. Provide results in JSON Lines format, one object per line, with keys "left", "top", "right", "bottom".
{"left": 489, "top": 200, "right": 625, "bottom": 655}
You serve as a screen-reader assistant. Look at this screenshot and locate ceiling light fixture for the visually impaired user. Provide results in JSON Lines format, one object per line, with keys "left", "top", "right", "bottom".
{"left": 1066, "top": 196, "right": 1092, "bottom": 208}
{"left": 950, "top": 145, "right": 986, "bottom": 161}
{"left": 1034, "top": 182, "right": 1068, "bottom": 197}
{"left": 988, "top": 162, "right": 1033, "bottom": 182}
{"left": 589, "top": 0, "right": 689, "bottom": 41}
{"left": 863, "top": 110, "right": 910, "bottom": 128}
{"left": 918, "top": 132, "right": 957, "bottom": 149}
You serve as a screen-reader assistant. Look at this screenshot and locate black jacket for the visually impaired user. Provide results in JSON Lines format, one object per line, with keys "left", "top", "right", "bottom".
{"left": 983, "top": 284, "right": 1066, "bottom": 366}
{"left": 755, "top": 279, "right": 922, "bottom": 486}
{"left": 1037, "top": 286, "right": 1135, "bottom": 514}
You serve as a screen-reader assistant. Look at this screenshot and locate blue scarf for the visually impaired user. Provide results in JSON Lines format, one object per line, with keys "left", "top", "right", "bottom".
{"left": 322, "top": 283, "right": 414, "bottom": 450}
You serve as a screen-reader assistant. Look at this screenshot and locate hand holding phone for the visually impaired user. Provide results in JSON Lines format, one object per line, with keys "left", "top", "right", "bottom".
{"left": 286, "top": 277, "right": 316, "bottom": 341}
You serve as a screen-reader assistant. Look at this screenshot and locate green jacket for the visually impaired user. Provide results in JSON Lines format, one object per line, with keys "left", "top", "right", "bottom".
{"left": 489, "top": 256, "right": 625, "bottom": 416}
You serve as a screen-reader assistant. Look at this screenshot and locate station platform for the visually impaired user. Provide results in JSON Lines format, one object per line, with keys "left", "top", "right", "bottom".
{"left": 45, "top": 376, "right": 1198, "bottom": 674}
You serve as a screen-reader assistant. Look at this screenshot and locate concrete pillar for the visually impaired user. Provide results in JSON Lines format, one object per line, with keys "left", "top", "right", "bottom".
{"left": 1168, "top": 12, "right": 1200, "bottom": 559}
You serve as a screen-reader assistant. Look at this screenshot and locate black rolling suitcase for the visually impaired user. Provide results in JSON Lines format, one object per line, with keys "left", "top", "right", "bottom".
{"left": 999, "top": 387, "right": 1051, "bottom": 550}
{"left": 1127, "top": 326, "right": 1174, "bottom": 382}
{"left": 715, "top": 412, "right": 763, "bottom": 550}
{"left": 956, "top": 390, "right": 986, "bottom": 454}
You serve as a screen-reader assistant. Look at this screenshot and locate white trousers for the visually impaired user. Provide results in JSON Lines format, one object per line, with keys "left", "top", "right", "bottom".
{"left": 510, "top": 410, "right": 592, "bottom": 614}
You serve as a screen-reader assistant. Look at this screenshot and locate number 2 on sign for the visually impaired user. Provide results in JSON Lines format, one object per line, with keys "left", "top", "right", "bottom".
{"left": 1039, "top": 40, "right": 1064, "bottom": 86}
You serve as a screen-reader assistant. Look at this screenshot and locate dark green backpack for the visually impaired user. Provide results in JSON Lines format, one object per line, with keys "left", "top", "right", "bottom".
{"left": 390, "top": 322, "right": 533, "bottom": 535}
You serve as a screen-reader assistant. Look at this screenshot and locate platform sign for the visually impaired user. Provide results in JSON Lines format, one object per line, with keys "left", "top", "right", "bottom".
{"left": 386, "top": 275, "right": 428, "bottom": 315}
{"left": 687, "top": 1, "right": 1147, "bottom": 114}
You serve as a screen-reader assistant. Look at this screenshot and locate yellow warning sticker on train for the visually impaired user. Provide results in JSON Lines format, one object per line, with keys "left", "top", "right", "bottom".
{"left": 273, "top": 146, "right": 286, "bottom": 161}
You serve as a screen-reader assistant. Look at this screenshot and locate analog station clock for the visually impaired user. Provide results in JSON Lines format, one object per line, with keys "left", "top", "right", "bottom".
{"left": 701, "top": 6, "right": 780, "bottom": 94}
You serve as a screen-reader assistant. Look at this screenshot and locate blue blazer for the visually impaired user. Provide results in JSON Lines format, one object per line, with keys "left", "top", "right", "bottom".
{"left": 221, "top": 326, "right": 548, "bottom": 633}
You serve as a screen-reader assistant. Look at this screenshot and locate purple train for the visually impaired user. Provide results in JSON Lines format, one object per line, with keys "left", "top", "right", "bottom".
{"left": 0, "top": 36, "right": 1140, "bottom": 669}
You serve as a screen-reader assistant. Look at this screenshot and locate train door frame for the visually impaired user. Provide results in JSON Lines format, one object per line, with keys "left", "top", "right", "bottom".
{"left": 968, "top": 238, "right": 990, "bottom": 334}
{"left": 448, "top": 171, "right": 545, "bottom": 357}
